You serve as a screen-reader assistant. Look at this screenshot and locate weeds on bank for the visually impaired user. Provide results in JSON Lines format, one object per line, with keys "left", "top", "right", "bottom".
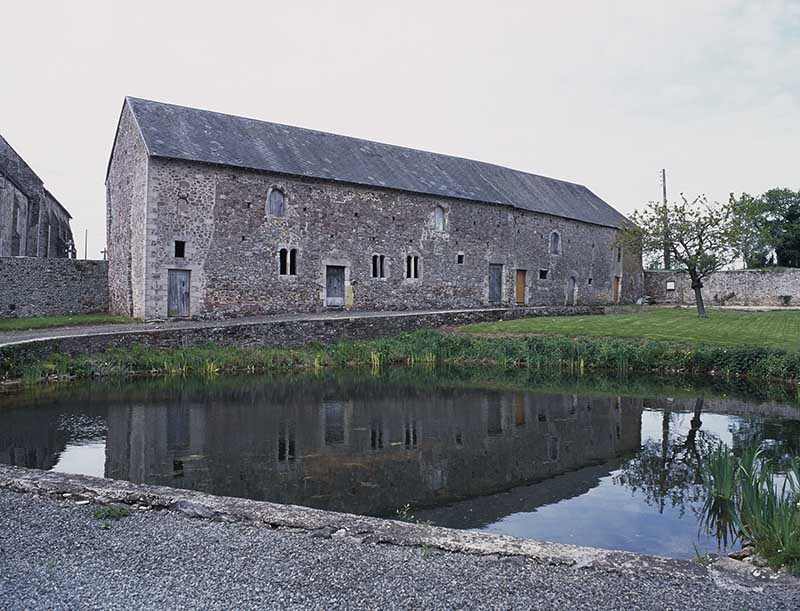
{"left": 4, "top": 329, "right": 800, "bottom": 385}
{"left": 702, "top": 447, "right": 800, "bottom": 574}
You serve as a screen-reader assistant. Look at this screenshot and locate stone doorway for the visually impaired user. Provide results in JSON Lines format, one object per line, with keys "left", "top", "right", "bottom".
{"left": 326, "top": 266, "right": 346, "bottom": 307}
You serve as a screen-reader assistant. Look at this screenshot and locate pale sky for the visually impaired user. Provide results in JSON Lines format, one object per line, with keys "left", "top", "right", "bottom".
{"left": 1, "top": 1, "right": 798, "bottom": 258}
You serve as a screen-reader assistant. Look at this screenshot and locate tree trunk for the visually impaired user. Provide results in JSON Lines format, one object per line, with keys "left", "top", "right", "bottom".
{"left": 690, "top": 273, "right": 707, "bottom": 318}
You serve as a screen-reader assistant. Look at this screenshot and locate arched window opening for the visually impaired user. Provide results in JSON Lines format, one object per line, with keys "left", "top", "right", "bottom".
{"left": 549, "top": 231, "right": 561, "bottom": 255}
{"left": 268, "top": 188, "right": 286, "bottom": 217}
{"left": 433, "top": 206, "right": 446, "bottom": 232}
{"left": 372, "top": 254, "right": 386, "bottom": 278}
{"left": 406, "top": 255, "right": 420, "bottom": 279}
{"left": 289, "top": 248, "right": 297, "bottom": 275}
{"left": 279, "top": 248, "right": 288, "bottom": 275}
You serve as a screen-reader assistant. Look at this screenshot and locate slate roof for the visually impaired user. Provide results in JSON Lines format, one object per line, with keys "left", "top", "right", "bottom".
{"left": 124, "top": 97, "right": 627, "bottom": 228}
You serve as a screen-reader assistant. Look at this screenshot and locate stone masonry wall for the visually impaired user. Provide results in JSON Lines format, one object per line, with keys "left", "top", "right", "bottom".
{"left": 106, "top": 103, "right": 149, "bottom": 318}
{"left": 645, "top": 269, "right": 800, "bottom": 307}
{"left": 139, "top": 156, "right": 637, "bottom": 320}
{"left": 0, "top": 257, "right": 108, "bottom": 318}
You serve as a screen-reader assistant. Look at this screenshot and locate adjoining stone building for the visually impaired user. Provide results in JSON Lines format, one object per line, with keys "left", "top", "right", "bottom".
{"left": 107, "top": 97, "right": 642, "bottom": 320}
{"left": 0, "top": 134, "right": 74, "bottom": 258}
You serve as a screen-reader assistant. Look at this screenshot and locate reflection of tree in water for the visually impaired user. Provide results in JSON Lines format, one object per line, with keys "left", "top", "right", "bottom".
{"left": 614, "top": 398, "right": 717, "bottom": 517}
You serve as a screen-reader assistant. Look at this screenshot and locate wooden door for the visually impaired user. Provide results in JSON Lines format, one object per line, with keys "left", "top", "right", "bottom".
{"left": 326, "top": 266, "right": 345, "bottom": 307}
{"left": 566, "top": 276, "right": 577, "bottom": 305}
{"left": 613, "top": 276, "right": 621, "bottom": 304}
{"left": 488, "top": 264, "right": 503, "bottom": 303}
{"left": 168, "top": 269, "right": 191, "bottom": 317}
{"left": 515, "top": 270, "right": 526, "bottom": 305}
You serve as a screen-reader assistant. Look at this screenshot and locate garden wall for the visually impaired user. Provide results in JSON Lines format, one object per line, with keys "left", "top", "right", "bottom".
{"left": 0, "top": 257, "right": 109, "bottom": 319}
{"left": 644, "top": 269, "right": 800, "bottom": 307}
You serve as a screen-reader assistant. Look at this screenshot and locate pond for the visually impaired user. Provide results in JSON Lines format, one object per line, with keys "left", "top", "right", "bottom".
{"left": 2, "top": 368, "right": 799, "bottom": 559}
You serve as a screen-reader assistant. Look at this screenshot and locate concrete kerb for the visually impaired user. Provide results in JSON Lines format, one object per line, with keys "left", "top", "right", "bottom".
{"left": 0, "top": 464, "right": 708, "bottom": 579}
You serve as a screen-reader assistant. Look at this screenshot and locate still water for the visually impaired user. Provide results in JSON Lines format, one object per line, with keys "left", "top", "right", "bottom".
{"left": 2, "top": 369, "right": 798, "bottom": 558}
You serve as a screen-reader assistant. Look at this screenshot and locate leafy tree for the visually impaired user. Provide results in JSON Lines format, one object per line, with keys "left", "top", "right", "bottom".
{"left": 764, "top": 188, "right": 800, "bottom": 268}
{"left": 619, "top": 195, "right": 738, "bottom": 317}
{"left": 728, "top": 192, "right": 774, "bottom": 268}
{"left": 729, "top": 188, "right": 800, "bottom": 268}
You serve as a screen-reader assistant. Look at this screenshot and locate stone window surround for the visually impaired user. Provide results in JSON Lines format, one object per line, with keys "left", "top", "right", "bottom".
{"left": 404, "top": 252, "right": 422, "bottom": 281}
{"left": 549, "top": 230, "right": 562, "bottom": 256}
{"left": 266, "top": 185, "right": 288, "bottom": 218}
{"left": 432, "top": 205, "right": 447, "bottom": 232}
{"left": 278, "top": 245, "right": 298, "bottom": 278}
{"left": 171, "top": 237, "right": 189, "bottom": 259}
{"left": 371, "top": 252, "right": 388, "bottom": 280}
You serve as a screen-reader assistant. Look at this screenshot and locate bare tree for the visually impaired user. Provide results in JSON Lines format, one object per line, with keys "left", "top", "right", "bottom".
{"left": 618, "top": 195, "right": 738, "bottom": 317}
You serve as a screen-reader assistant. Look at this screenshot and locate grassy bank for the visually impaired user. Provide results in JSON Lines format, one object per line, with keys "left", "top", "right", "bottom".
{"left": 463, "top": 309, "right": 800, "bottom": 352}
{"left": 4, "top": 328, "right": 800, "bottom": 386}
{"left": 0, "top": 313, "right": 135, "bottom": 332}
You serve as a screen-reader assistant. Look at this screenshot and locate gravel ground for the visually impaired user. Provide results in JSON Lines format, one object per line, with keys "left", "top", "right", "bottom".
{"left": 0, "top": 490, "right": 798, "bottom": 611}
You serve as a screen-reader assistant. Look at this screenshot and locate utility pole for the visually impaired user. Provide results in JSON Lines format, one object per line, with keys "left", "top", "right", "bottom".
{"left": 661, "top": 168, "right": 671, "bottom": 270}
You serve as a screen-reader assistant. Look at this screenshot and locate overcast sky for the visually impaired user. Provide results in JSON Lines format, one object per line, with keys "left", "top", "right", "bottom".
{"left": 1, "top": 1, "right": 798, "bottom": 258}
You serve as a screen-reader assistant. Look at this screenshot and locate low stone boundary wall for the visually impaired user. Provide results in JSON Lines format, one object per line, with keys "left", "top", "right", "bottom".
{"left": 0, "top": 257, "right": 108, "bottom": 318}
{"left": 0, "top": 305, "right": 603, "bottom": 366}
{"left": 644, "top": 269, "right": 800, "bottom": 307}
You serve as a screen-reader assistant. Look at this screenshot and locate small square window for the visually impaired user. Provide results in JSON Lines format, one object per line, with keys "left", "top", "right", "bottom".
{"left": 666, "top": 281, "right": 676, "bottom": 291}
{"left": 174, "top": 241, "right": 186, "bottom": 258}
{"left": 457, "top": 253, "right": 465, "bottom": 264}
{"left": 539, "top": 269, "right": 549, "bottom": 280}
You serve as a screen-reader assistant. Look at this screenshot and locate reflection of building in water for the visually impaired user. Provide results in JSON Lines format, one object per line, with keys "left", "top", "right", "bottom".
{"left": 105, "top": 389, "right": 642, "bottom": 516}
{"left": 0, "top": 403, "right": 107, "bottom": 470}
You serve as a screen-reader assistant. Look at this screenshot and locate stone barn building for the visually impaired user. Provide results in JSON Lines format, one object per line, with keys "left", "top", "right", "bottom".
{"left": 106, "top": 97, "right": 642, "bottom": 320}
{"left": 0, "top": 134, "right": 74, "bottom": 258}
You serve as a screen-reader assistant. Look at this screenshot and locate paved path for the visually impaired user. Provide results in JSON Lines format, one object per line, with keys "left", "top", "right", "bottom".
{"left": 0, "top": 307, "right": 513, "bottom": 347}
{"left": 0, "top": 490, "right": 797, "bottom": 611}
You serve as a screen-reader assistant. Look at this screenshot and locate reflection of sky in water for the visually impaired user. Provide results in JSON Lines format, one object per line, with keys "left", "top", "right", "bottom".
{"left": 479, "top": 470, "right": 721, "bottom": 558}
{"left": 51, "top": 441, "right": 106, "bottom": 479}
{"left": 466, "top": 409, "right": 743, "bottom": 557}
{"left": 641, "top": 408, "right": 735, "bottom": 446}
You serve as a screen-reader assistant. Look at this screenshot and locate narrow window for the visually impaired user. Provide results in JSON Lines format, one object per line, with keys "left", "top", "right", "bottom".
{"left": 174, "top": 241, "right": 186, "bottom": 258}
{"left": 588, "top": 277, "right": 593, "bottom": 285}
{"left": 289, "top": 249, "right": 297, "bottom": 275}
{"left": 372, "top": 254, "right": 385, "bottom": 278}
{"left": 279, "top": 248, "right": 288, "bottom": 275}
{"left": 433, "top": 206, "right": 446, "bottom": 231}
{"left": 549, "top": 231, "right": 561, "bottom": 255}
{"left": 268, "top": 188, "right": 286, "bottom": 217}
{"left": 539, "top": 269, "right": 549, "bottom": 280}
{"left": 617, "top": 247, "right": 622, "bottom": 262}
{"left": 457, "top": 253, "right": 465, "bottom": 264}
{"left": 406, "top": 255, "right": 419, "bottom": 279}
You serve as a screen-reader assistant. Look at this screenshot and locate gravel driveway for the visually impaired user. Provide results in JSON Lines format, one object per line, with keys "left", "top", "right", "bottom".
{"left": 1, "top": 490, "right": 798, "bottom": 611}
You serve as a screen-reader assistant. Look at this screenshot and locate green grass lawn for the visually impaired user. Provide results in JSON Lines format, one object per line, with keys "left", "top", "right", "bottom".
{"left": 0, "top": 313, "right": 136, "bottom": 332}
{"left": 462, "top": 308, "right": 800, "bottom": 352}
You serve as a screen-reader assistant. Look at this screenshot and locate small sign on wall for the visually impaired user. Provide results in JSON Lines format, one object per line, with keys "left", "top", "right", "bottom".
{"left": 666, "top": 281, "right": 676, "bottom": 291}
